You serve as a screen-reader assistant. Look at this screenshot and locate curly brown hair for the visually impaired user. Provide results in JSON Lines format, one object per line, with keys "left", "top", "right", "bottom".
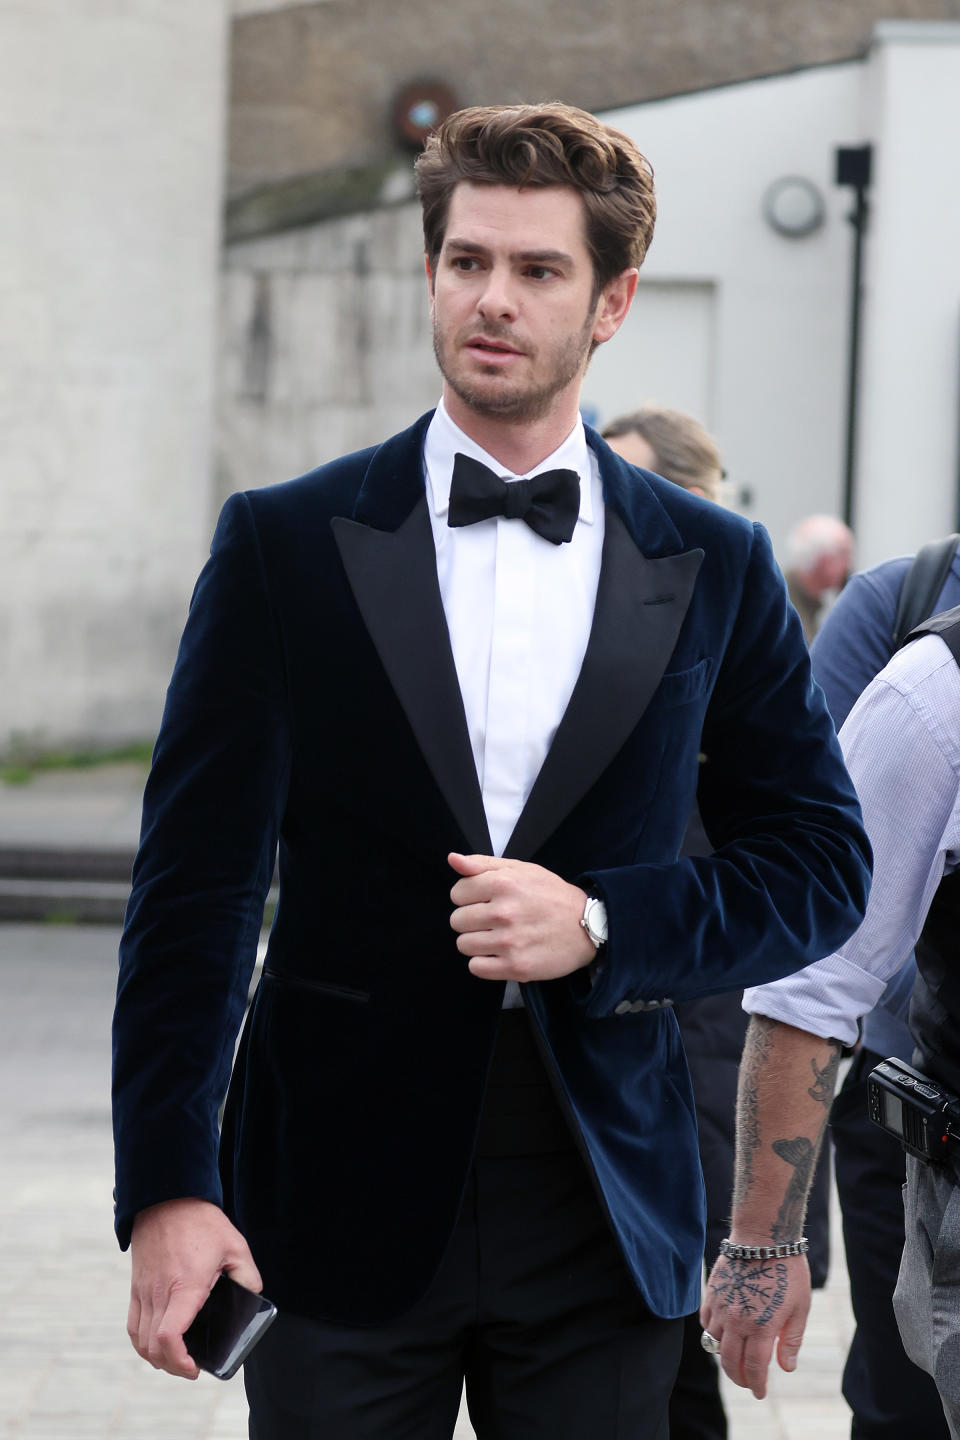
{"left": 415, "top": 103, "right": 656, "bottom": 296}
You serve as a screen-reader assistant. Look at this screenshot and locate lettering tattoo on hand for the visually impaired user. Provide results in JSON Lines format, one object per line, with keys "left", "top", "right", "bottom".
{"left": 708, "top": 1256, "right": 789, "bottom": 1328}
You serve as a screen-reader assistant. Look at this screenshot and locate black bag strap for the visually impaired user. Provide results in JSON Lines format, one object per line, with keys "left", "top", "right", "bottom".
{"left": 891, "top": 534, "right": 960, "bottom": 649}
{"left": 900, "top": 603, "right": 960, "bottom": 664}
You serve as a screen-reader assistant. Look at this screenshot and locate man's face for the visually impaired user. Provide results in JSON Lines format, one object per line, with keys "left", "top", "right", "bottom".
{"left": 427, "top": 182, "right": 632, "bottom": 430}
{"left": 605, "top": 431, "right": 659, "bottom": 471}
{"left": 813, "top": 545, "right": 854, "bottom": 596}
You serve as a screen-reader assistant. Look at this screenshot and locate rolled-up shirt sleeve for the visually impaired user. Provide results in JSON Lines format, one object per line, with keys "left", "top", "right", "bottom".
{"left": 744, "top": 635, "right": 960, "bottom": 1044}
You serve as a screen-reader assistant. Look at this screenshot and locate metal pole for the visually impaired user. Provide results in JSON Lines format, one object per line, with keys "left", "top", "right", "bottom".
{"left": 841, "top": 185, "right": 867, "bottom": 529}
{"left": 835, "top": 146, "right": 872, "bottom": 532}
{"left": 955, "top": 309, "right": 960, "bottom": 532}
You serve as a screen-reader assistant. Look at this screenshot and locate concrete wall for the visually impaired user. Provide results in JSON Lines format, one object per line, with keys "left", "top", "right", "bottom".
{"left": 0, "top": 1, "right": 230, "bottom": 756}
{"left": 233, "top": 1, "right": 317, "bottom": 13}
{"left": 217, "top": 201, "right": 438, "bottom": 498}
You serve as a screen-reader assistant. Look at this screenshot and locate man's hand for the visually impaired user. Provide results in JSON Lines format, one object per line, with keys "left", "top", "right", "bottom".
{"left": 702, "top": 1014, "right": 842, "bottom": 1399}
{"left": 700, "top": 1250, "right": 811, "bottom": 1399}
{"left": 448, "top": 853, "right": 597, "bottom": 982}
{"left": 128, "top": 1197, "right": 263, "bottom": 1379}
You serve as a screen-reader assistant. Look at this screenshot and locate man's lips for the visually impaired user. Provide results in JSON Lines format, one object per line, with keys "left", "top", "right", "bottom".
{"left": 465, "top": 337, "right": 525, "bottom": 359}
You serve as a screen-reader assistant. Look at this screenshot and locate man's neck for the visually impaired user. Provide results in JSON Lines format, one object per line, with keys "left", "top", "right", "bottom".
{"left": 441, "top": 389, "right": 583, "bottom": 475}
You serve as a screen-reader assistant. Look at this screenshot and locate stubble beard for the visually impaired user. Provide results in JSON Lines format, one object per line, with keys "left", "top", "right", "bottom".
{"left": 432, "top": 313, "right": 597, "bottom": 425}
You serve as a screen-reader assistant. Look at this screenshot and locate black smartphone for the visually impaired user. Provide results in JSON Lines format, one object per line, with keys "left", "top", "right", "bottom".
{"left": 184, "top": 1272, "right": 278, "bottom": 1380}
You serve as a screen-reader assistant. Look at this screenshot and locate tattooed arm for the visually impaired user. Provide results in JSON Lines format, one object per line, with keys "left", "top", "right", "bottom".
{"left": 700, "top": 1013, "right": 842, "bottom": 1399}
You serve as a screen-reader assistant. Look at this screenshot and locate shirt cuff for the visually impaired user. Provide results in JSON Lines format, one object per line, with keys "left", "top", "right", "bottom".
{"left": 743, "top": 952, "right": 891, "bottom": 1047}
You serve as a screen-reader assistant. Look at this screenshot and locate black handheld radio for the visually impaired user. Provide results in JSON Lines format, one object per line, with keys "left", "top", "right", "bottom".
{"left": 867, "top": 1057, "right": 960, "bottom": 1163}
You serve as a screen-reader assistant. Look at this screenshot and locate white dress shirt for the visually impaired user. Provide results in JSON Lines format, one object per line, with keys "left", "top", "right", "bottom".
{"left": 424, "top": 400, "right": 604, "bottom": 853}
{"left": 424, "top": 402, "right": 604, "bottom": 1006}
{"left": 743, "top": 633, "right": 960, "bottom": 1044}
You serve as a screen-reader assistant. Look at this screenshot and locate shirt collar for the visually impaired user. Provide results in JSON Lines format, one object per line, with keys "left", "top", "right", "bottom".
{"left": 424, "top": 399, "right": 595, "bottom": 526}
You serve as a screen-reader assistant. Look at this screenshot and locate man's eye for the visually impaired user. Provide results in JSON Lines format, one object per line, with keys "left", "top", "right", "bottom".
{"left": 526, "top": 266, "right": 555, "bottom": 281}
{"left": 452, "top": 256, "right": 480, "bottom": 272}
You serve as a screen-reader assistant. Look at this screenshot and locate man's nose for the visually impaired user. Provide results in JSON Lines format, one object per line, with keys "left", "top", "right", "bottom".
{"left": 476, "top": 268, "right": 518, "bottom": 322}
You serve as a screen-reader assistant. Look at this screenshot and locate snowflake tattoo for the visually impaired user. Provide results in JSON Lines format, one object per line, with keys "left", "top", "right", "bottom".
{"left": 709, "top": 1258, "right": 789, "bottom": 1327}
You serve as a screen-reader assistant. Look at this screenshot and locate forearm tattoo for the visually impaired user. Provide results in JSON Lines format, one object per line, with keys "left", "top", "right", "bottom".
{"left": 808, "top": 1045, "right": 842, "bottom": 1107}
{"left": 771, "top": 1136, "right": 815, "bottom": 1241}
{"left": 733, "top": 1027, "right": 841, "bottom": 1224}
{"left": 732, "top": 1015, "right": 775, "bottom": 1209}
{"left": 769, "top": 1041, "right": 842, "bottom": 1239}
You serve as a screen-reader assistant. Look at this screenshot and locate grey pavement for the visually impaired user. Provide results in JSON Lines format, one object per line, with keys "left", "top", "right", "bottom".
{"left": 0, "top": 764, "right": 146, "bottom": 924}
{"left": 0, "top": 767, "right": 864, "bottom": 1437}
{"left": 0, "top": 763, "right": 146, "bottom": 854}
{"left": 0, "top": 918, "right": 859, "bottom": 1439}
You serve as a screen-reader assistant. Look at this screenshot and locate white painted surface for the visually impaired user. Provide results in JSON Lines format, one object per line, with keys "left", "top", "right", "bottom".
{"left": 581, "top": 282, "right": 717, "bottom": 435}
{"left": 606, "top": 27, "right": 960, "bottom": 563}
{"left": 603, "top": 65, "right": 862, "bottom": 547}
{"left": 0, "top": 1, "right": 229, "bottom": 752}
{"left": 853, "top": 22, "right": 960, "bottom": 564}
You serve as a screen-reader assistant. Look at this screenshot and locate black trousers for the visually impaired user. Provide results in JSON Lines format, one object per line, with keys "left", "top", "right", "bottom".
{"left": 244, "top": 1012, "right": 683, "bottom": 1439}
{"left": 832, "top": 1047, "right": 950, "bottom": 1439}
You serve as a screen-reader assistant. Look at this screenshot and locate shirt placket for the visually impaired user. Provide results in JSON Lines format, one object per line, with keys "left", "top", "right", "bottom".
{"left": 483, "top": 515, "right": 535, "bottom": 856}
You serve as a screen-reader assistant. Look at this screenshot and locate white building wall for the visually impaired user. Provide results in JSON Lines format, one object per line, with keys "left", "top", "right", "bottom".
{"left": 0, "top": 1, "right": 229, "bottom": 754}
{"left": 597, "top": 66, "right": 864, "bottom": 551}
{"left": 854, "top": 23, "right": 960, "bottom": 565}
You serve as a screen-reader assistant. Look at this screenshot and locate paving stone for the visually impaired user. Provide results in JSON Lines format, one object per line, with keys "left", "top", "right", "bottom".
{"left": 0, "top": 921, "right": 861, "bottom": 1439}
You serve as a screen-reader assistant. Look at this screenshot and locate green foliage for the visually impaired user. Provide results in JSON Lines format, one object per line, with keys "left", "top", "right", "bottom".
{"left": 0, "top": 738, "right": 154, "bottom": 786}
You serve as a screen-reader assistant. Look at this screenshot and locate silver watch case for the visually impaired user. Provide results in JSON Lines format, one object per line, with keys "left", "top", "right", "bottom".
{"left": 580, "top": 895, "right": 608, "bottom": 949}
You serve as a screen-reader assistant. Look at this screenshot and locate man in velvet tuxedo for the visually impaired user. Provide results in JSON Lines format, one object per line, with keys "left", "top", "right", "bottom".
{"left": 113, "top": 103, "right": 871, "bottom": 1439}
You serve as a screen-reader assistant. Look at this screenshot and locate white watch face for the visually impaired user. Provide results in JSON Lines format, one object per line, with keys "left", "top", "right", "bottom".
{"left": 585, "top": 897, "right": 608, "bottom": 945}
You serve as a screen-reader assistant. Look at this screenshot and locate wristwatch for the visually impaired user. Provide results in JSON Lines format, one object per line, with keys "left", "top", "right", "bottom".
{"left": 580, "top": 894, "right": 608, "bottom": 950}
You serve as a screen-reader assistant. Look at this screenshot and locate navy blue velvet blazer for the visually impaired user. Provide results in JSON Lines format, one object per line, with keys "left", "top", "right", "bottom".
{"left": 113, "top": 413, "right": 870, "bottom": 1323}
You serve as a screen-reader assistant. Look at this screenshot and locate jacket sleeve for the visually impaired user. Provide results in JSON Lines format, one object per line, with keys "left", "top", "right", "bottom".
{"left": 581, "top": 522, "right": 872, "bottom": 1017}
{"left": 112, "top": 492, "right": 291, "bottom": 1248}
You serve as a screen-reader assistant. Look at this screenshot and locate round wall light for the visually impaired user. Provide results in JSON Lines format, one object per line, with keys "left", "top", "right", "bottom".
{"left": 393, "top": 82, "right": 459, "bottom": 150}
{"left": 762, "top": 176, "right": 826, "bottom": 238}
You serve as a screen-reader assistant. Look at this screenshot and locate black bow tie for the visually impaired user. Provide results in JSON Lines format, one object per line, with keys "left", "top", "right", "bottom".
{"left": 447, "top": 453, "right": 580, "bottom": 546}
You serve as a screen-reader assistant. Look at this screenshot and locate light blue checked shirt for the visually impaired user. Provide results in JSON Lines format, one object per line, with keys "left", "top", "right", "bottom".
{"left": 744, "top": 632, "right": 960, "bottom": 1046}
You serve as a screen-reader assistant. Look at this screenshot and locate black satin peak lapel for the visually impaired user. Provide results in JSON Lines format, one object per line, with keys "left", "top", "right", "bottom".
{"left": 332, "top": 500, "right": 492, "bottom": 856}
{"left": 504, "top": 509, "right": 703, "bottom": 861}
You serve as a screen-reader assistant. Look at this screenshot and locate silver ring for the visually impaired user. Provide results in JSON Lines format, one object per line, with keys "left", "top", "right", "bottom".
{"left": 701, "top": 1330, "right": 720, "bottom": 1355}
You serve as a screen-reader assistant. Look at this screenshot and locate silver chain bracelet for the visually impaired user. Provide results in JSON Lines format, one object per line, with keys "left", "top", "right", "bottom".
{"left": 719, "top": 1237, "right": 809, "bottom": 1261}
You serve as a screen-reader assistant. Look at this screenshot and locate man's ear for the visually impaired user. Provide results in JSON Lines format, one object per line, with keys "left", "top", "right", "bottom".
{"left": 424, "top": 254, "right": 436, "bottom": 318}
{"left": 592, "top": 268, "right": 639, "bottom": 347}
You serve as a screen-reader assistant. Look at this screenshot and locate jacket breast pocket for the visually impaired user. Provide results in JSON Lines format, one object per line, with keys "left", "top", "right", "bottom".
{"left": 654, "top": 657, "right": 713, "bottom": 710}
